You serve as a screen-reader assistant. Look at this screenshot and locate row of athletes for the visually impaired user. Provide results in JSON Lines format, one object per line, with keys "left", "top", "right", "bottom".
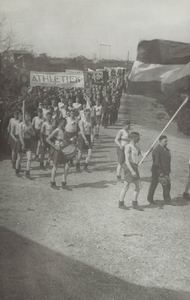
{"left": 8, "top": 108, "right": 96, "bottom": 189}
{"left": 39, "top": 93, "right": 119, "bottom": 131}
{"left": 115, "top": 122, "right": 190, "bottom": 210}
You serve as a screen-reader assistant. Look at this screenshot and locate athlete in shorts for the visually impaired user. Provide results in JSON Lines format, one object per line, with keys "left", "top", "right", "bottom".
{"left": 32, "top": 108, "right": 44, "bottom": 160}
{"left": 115, "top": 120, "right": 130, "bottom": 181}
{"left": 119, "top": 132, "right": 144, "bottom": 210}
{"left": 46, "top": 118, "right": 71, "bottom": 190}
{"left": 16, "top": 112, "right": 35, "bottom": 178}
{"left": 94, "top": 99, "right": 103, "bottom": 138}
{"left": 65, "top": 109, "right": 78, "bottom": 166}
{"left": 8, "top": 110, "right": 21, "bottom": 169}
{"left": 40, "top": 112, "right": 54, "bottom": 169}
{"left": 76, "top": 108, "right": 93, "bottom": 173}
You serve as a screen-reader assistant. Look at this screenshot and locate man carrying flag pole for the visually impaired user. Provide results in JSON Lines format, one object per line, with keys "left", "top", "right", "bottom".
{"left": 138, "top": 95, "right": 189, "bottom": 166}
{"left": 127, "top": 39, "right": 190, "bottom": 204}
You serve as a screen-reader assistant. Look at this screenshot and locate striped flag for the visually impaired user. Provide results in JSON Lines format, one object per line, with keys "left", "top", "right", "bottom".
{"left": 128, "top": 40, "right": 190, "bottom": 96}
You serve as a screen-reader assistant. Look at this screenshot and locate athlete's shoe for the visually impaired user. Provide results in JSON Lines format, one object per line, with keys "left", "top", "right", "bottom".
{"left": 132, "top": 201, "right": 144, "bottom": 211}
{"left": 118, "top": 201, "right": 129, "bottom": 210}
{"left": 51, "top": 181, "right": 59, "bottom": 189}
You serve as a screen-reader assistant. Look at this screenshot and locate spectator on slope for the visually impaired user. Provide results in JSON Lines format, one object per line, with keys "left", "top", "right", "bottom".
{"left": 115, "top": 120, "right": 131, "bottom": 181}
{"left": 102, "top": 96, "right": 109, "bottom": 128}
{"left": 147, "top": 135, "right": 171, "bottom": 205}
{"left": 112, "top": 98, "right": 119, "bottom": 124}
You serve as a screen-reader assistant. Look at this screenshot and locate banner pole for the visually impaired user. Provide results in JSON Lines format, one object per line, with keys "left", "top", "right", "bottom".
{"left": 23, "top": 99, "right": 26, "bottom": 125}
{"left": 138, "top": 95, "right": 189, "bottom": 166}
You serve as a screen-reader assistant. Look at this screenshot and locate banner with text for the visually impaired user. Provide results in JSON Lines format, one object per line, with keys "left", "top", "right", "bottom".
{"left": 30, "top": 71, "right": 84, "bottom": 88}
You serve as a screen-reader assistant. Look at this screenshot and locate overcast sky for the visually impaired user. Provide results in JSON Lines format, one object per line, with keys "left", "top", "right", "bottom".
{"left": 1, "top": 0, "right": 190, "bottom": 60}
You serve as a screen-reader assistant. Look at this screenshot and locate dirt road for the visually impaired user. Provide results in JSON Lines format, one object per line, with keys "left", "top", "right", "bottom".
{"left": 0, "top": 94, "right": 190, "bottom": 300}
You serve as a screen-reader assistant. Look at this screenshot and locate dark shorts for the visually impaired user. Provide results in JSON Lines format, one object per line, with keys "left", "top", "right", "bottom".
{"left": 17, "top": 138, "right": 32, "bottom": 153}
{"left": 91, "top": 117, "right": 96, "bottom": 128}
{"left": 78, "top": 134, "right": 92, "bottom": 151}
{"left": 42, "top": 135, "right": 51, "bottom": 150}
{"left": 7, "top": 134, "right": 13, "bottom": 146}
{"left": 9, "top": 135, "right": 19, "bottom": 151}
{"left": 124, "top": 162, "right": 140, "bottom": 183}
{"left": 117, "top": 146, "right": 125, "bottom": 165}
{"left": 96, "top": 115, "right": 101, "bottom": 125}
{"left": 65, "top": 131, "right": 77, "bottom": 140}
{"left": 50, "top": 148, "right": 67, "bottom": 165}
{"left": 33, "top": 129, "right": 41, "bottom": 141}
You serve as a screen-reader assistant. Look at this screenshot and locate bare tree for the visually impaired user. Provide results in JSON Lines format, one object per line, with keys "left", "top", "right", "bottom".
{"left": 0, "top": 14, "right": 15, "bottom": 55}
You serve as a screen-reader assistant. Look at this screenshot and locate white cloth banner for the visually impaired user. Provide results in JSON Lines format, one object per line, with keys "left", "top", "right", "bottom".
{"left": 65, "top": 69, "right": 83, "bottom": 74}
{"left": 30, "top": 71, "right": 84, "bottom": 88}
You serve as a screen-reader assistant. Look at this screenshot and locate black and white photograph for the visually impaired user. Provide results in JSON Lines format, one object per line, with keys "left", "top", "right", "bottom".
{"left": 0, "top": 0, "right": 190, "bottom": 299}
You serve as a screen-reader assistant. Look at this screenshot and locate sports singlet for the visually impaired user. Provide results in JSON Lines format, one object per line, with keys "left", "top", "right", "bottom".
{"left": 126, "top": 144, "right": 140, "bottom": 164}
{"left": 65, "top": 117, "right": 78, "bottom": 133}
{"left": 81, "top": 119, "right": 91, "bottom": 135}
{"left": 119, "top": 129, "right": 129, "bottom": 147}
{"left": 94, "top": 105, "right": 102, "bottom": 116}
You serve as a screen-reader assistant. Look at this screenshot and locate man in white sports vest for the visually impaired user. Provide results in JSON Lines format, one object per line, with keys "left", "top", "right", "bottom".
{"left": 114, "top": 120, "right": 130, "bottom": 181}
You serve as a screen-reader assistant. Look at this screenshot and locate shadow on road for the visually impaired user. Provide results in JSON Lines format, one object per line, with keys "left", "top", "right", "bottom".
{"left": 71, "top": 180, "right": 116, "bottom": 189}
{"left": 0, "top": 226, "right": 189, "bottom": 300}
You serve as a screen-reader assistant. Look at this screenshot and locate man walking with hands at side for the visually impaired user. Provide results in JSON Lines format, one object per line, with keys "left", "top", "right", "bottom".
{"left": 147, "top": 135, "right": 171, "bottom": 204}
{"left": 115, "top": 120, "right": 130, "bottom": 181}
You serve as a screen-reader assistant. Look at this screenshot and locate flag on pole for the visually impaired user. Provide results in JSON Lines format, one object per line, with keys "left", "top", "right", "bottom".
{"left": 128, "top": 39, "right": 190, "bottom": 96}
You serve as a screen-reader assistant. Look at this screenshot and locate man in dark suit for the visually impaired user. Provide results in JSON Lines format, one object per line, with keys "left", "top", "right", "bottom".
{"left": 147, "top": 135, "right": 171, "bottom": 204}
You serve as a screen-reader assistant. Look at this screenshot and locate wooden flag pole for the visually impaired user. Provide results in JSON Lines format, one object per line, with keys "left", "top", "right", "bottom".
{"left": 138, "top": 95, "right": 189, "bottom": 166}
{"left": 23, "top": 99, "right": 26, "bottom": 125}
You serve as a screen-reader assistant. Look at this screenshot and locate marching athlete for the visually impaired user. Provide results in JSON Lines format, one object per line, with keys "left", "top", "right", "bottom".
{"left": 46, "top": 118, "right": 72, "bottom": 190}
{"left": 65, "top": 108, "right": 78, "bottom": 166}
{"left": 115, "top": 120, "right": 130, "bottom": 181}
{"left": 40, "top": 112, "right": 54, "bottom": 169}
{"left": 93, "top": 99, "right": 103, "bottom": 138}
{"left": 119, "top": 132, "right": 144, "bottom": 210}
{"left": 32, "top": 108, "right": 44, "bottom": 160}
{"left": 8, "top": 110, "right": 21, "bottom": 169}
{"left": 76, "top": 108, "right": 93, "bottom": 173}
{"left": 16, "top": 112, "right": 35, "bottom": 178}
